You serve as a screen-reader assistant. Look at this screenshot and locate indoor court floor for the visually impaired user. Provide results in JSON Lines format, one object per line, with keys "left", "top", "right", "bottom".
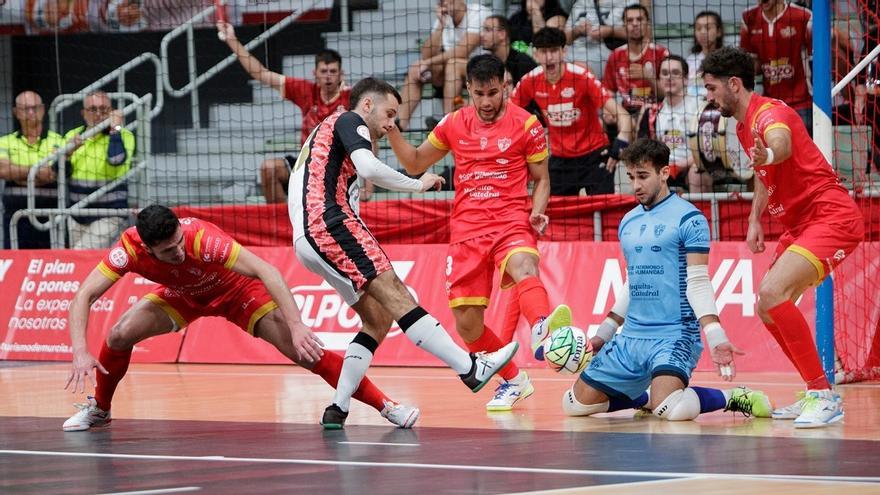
{"left": 1, "top": 361, "right": 879, "bottom": 494}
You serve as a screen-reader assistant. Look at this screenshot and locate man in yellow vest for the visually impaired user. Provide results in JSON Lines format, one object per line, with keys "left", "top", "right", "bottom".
{"left": 0, "top": 90, "right": 62, "bottom": 249}
{"left": 65, "top": 91, "right": 135, "bottom": 249}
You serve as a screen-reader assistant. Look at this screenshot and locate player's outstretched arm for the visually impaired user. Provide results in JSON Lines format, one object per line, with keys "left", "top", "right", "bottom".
{"left": 686, "top": 253, "right": 744, "bottom": 380}
{"left": 230, "top": 247, "right": 324, "bottom": 363}
{"left": 386, "top": 126, "right": 448, "bottom": 176}
{"left": 65, "top": 268, "right": 114, "bottom": 394}
{"left": 350, "top": 148, "right": 444, "bottom": 192}
{"left": 217, "top": 21, "right": 285, "bottom": 95}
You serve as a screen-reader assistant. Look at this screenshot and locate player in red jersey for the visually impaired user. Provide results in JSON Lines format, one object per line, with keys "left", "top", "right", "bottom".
{"left": 739, "top": 0, "right": 813, "bottom": 130}
{"left": 510, "top": 27, "right": 633, "bottom": 196}
{"left": 62, "top": 205, "right": 420, "bottom": 431}
{"left": 388, "top": 54, "right": 571, "bottom": 411}
{"left": 289, "top": 77, "right": 519, "bottom": 428}
{"left": 602, "top": 4, "right": 669, "bottom": 114}
{"left": 218, "top": 22, "right": 354, "bottom": 203}
{"left": 702, "top": 46, "right": 864, "bottom": 428}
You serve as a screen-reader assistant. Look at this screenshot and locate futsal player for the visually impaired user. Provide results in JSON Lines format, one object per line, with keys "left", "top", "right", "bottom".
{"left": 560, "top": 137, "right": 773, "bottom": 421}
{"left": 288, "top": 77, "right": 519, "bottom": 428}
{"left": 63, "top": 205, "right": 419, "bottom": 431}
{"left": 701, "top": 46, "right": 864, "bottom": 427}
{"left": 387, "top": 54, "right": 571, "bottom": 411}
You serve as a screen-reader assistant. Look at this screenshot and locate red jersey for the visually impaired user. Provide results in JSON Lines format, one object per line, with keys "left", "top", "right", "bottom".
{"left": 602, "top": 42, "right": 669, "bottom": 111}
{"left": 740, "top": 3, "right": 812, "bottom": 111}
{"left": 284, "top": 77, "right": 351, "bottom": 144}
{"left": 428, "top": 104, "right": 548, "bottom": 243}
{"left": 737, "top": 94, "right": 858, "bottom": 229}
{"left": 510, "top": 63, "right": 610, "bottom": 158}
{"left": 97, "top": 218, "right": 245, "bottom": 299}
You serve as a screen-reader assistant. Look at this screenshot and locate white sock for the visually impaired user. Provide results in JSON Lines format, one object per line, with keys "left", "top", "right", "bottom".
{"left": 333, "top": 334, "right": 376, "bottom": 412}
{"left": 399, "top": 307, "right": 472, "bottom": 374}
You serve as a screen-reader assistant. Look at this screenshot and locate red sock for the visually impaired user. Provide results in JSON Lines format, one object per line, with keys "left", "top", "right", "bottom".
{"left": 767, "top": 300, "right": 831, "bottom": 390}
{"left": 763, "top": 321, "right": 797, "bottom": 365}
{"left": 516, "top": 276, "right": 550, "bottom": 327}
{"left": 94, "top": 342, "right": 132, "bottom": 412}
{"left": 465, "top": 326, "right": 518, "bottom": 380}
{"left": 311, "top": 351, "right": 388, "bottom": 411}
{"left": 499, "top": 286, "right": 521, "bottom": 344}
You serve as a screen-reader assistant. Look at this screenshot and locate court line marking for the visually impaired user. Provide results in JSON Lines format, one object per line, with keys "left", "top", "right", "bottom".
{"left": 2, "top": 449, "right": 879, "bottom": 484}
{"left": 509, "top": 476, "right": 880, "bottom": 494}
{"left": 337, "top": 441, "right": 420, "bottom": 447}
{"left": 8, "top": 368, "right": 879, "bottom": 389}
{"left": 95, "top": 488, "right": 201, "bottom": 495}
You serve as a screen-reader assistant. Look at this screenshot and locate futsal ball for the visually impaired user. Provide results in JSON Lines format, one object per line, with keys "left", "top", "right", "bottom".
{"left": 542, "top": 326, "right": 592, "bottom": 374}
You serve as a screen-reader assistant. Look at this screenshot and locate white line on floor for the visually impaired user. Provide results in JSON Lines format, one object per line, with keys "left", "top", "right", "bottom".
{"left": 95, "top": 488, "right": 201, "bottom": 495}
{"left": 337, "top": 441, "right": 420, "bottom": 447}
{"left": 2, "top": 449, "right": 879, "bottom": 484}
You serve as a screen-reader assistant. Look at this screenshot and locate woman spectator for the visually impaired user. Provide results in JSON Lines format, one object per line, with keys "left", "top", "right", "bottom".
{"left": 687, "top": 10, "right": 724, "bottom": 98}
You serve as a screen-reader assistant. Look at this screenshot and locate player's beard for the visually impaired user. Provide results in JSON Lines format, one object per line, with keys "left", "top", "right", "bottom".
{"left": 717, "top": 93, "right": 736, "bottom": 118}
{"left": 478, "top": 99, "right": 505, "bottom": 122}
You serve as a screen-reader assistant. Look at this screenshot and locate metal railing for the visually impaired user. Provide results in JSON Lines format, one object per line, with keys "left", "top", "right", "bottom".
{"left": 14, "top": 94, "right": 152, "bottom": 249}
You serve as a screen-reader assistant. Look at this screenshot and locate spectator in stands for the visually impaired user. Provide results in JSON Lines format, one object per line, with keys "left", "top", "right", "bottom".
{"left": 687, "top": 11, "right": 724, "bottom": 98}
{"left": 507, "top": 0, "right": 567, "bottom": 48}
{"left": 564, "top": 0, "right": 652, "bottom": 78}
{"left": 446, "top": 15, "right": 538, "bottom": 105}
{"left": 0, "top": 90, "right": 61, "bottom": 249}
{"left": 218, "top": 22, "right": 351, "bottom": 203}
{"left": 636, "top": 55, "right": 710, "bottom": 192}
{"left": 740, "top": 0, "right": 813, "bottom": 130}
{"left": 65, "top": 91, "right": 136, "bottom": 249}
{"left": 397, "top": 0, "right": 491, "bottom": 130}
{"left": 602, "top": 4, "right": 669, "bottom": 116}
{"left": 510, "top": 27, "right": 633, "bottom": 195}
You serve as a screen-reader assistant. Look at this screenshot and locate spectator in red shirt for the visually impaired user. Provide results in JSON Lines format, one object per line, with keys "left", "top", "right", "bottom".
{"left": 219, "top": 22, "right": 352, "bottom": 203}
{"left": 602, "top": 4, "right": 669, "bottom": 115}
{"left": 739, "top": 0, "right": 813, "bottom": 130}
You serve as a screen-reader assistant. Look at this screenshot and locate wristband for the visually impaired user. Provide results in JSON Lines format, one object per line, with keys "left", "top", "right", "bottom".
{"left": 595, "top": 317, "right": 619, "bottom": 343}
{"left": 703, "top": 322, "right": 729, "bottom": 350}
{"left": 765, "top": 147, "right": 775, "bottom": 165}
{"left": 608, "top": 138, "right": 629, "bottom": 160}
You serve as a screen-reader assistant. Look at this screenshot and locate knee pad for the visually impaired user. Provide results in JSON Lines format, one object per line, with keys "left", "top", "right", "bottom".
{"left": 653, "top": 388, "right": 701, "bottom": 421}
{"left": 562, "top": 387, "right": 609, "bottom": 416}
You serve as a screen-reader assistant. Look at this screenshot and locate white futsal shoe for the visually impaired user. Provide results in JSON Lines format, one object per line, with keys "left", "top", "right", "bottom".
{"left": 460, "top": 341, "right": 520, "bottom": 393}
{"left": 381, "top": 400, "right": 420, "bottom": 428}
{"left": 531, "top": 304, "right": 572, "bottom": 360}
{"left": 486, "top": 371, "right": 535, "bottom": 412}
{"left": 793, "top": 390, "right": 844, "bottom": 428}
{"left": 62, "top": 397, "right": 111, "bottom": 431}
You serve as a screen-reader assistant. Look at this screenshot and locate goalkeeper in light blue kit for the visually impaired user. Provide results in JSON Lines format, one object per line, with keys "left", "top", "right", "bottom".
{"left": 559, "top": 138, "right": 772, "bottom": 420}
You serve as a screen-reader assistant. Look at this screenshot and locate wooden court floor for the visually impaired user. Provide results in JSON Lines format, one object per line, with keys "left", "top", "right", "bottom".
{"left": 1, "top": 361, "right": 879, "bottom": 494}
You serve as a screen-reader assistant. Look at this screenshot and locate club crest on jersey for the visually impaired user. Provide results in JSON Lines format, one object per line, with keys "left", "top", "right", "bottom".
{"left": 654, "top": 224, "right": 666, "bottom": 237}
{"left": 480, "top": 137, "right": 488, "bottom": 150}
{"left": 108, "top": 247, "right": 128, "bottom": 268}
{"left": 497, "top": 137, "right": 511, "bottom": 152}
{"left": 561, "top": 87, "right": 575, "bottom": 98}
{"left": 356, "top": 125, "right": 371, "bottom": 142}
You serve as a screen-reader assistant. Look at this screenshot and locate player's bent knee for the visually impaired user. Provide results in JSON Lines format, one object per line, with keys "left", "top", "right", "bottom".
{"left": 653, "top": 388, "right": 701, "bottom": 421}
{"left": 562, "top": 387, "right": 609, "bottom": 416}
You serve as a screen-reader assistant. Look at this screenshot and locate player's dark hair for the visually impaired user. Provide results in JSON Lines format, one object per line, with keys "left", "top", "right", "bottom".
{"left": 700, "top": 46, "right": 756, "bottom": 90}
{"left": 691, "top": 11, "right": 724, "bottom": 55}
{"left": 466, "top": 54, "right": 506, "bottom": 84}
{"left": 661, "top": 54, "right": 689, "bottom": 79}
{"left": 623, "top": 3, "right": 650, "bottom": 22}
{"left": 621, "top": 137, "right": 670, "bottom": 172}
{"left": 136, "top": 205, "right": 180, "bottom": 246}
{"left": 531, "top": 27, "right": 566, "bottom": 49}
{"left": 350, "top": 77, "right": 402, "bottom": 108}
{"left": 315, "top": 49, "right": 342, "bottom": 67}
{"left": 484, "top": 15, "right": 511, "bottom": 41}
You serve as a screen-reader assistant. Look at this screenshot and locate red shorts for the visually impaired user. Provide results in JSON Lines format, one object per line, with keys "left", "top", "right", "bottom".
{"left": 447, "top": 225, "right": 538, "bottom": 308}
{"left": 145, "top": 278, "right": 277, "bottom": 335}
{"left": 773, "top": 213, "right": 864, "bottom": 284}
